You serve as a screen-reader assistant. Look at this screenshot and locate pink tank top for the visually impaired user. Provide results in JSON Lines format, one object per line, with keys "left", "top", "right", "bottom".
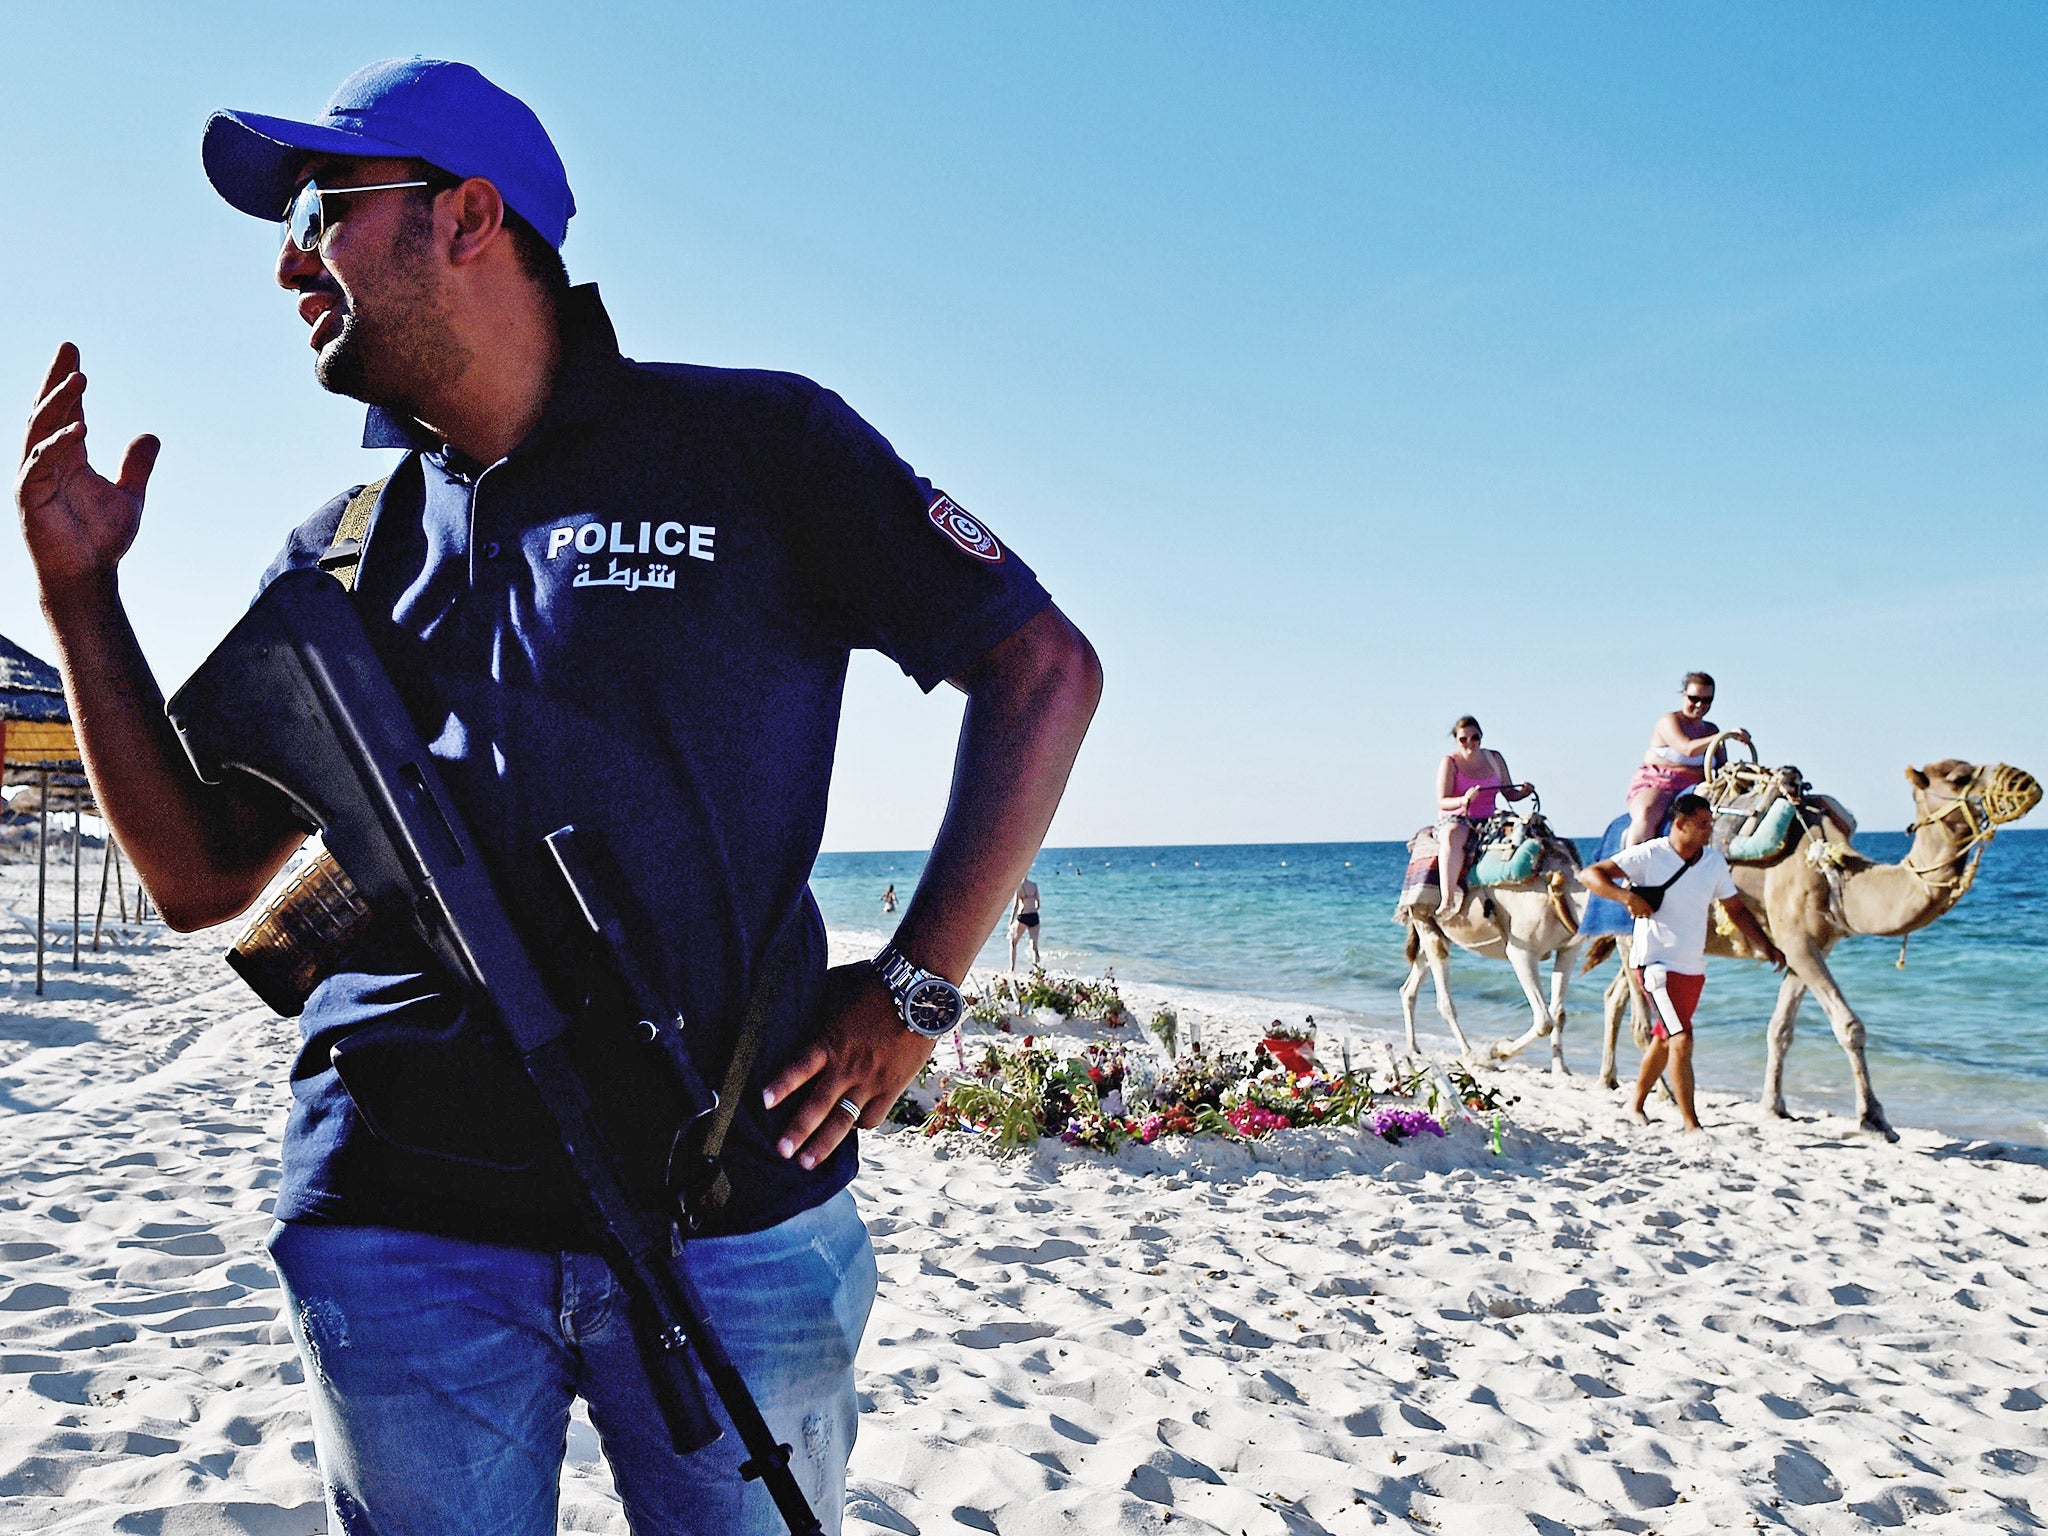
{"left": 1450, "top": 755, "right": 1503, "bottom": 819}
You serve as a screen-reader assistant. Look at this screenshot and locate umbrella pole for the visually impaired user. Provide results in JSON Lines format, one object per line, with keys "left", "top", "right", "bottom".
{"left": 94, "top": 833, "right": 115, "bottom": 952}
{"left": 116, "top": 840, "right": 129, "bottom": 922}
{"left": 71, "top": 804, "right": 82, "bottom": 970}
{"left": 35, "top": 769, "right": 49, "bottom": 996}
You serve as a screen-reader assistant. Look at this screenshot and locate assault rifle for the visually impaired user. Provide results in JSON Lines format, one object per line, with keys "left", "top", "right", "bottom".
{"left": 166, "top": 567, "right": 823, "bottom": 1536}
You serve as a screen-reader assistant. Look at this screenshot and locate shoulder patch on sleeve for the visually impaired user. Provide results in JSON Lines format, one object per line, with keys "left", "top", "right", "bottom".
{"left": 927, "top": 493, "right": 1004, "bottom": 564}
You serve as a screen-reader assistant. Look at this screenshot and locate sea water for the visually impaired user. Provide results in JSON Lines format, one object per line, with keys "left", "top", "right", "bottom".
{"left": 813, "top": 828, "right": 2048, "bottom": 1148}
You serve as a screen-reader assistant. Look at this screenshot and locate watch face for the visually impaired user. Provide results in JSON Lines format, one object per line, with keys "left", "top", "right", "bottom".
{"left": 902, "top": 976, "right": 963, "bottom": 1036}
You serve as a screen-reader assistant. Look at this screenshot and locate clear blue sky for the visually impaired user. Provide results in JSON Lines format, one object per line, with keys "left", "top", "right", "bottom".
{"left": 4, "top": 3, "right": 2042, "bottom": 846}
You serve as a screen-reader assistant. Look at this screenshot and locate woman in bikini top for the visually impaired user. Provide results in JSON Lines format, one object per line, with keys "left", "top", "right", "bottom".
{"left": 1624, "top": 671, "right": 1752, "bottom": 845}
{"left": 1434, "top": 715, "right": 1535, "bottom": 919}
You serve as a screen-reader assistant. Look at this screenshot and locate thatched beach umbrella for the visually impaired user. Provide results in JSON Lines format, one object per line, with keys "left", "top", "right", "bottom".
{"left": 1, "top": 630, "right": 129, "bottom": 993}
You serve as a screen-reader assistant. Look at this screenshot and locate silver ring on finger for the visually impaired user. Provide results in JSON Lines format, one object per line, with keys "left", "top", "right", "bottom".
{"left": 836, "top": 1096, "right": 862, "bottom": 1122}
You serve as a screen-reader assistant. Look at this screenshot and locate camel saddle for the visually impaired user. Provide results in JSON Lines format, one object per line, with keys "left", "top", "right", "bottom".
{"left": 1701, "top": 759, "right": 1856, "bottom": 865}
{"left": 1400, "top": 812, "right": 1550, "bottom": 905}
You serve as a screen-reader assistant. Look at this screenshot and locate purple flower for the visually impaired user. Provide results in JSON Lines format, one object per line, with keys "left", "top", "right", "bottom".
{"left": 1369, "top": 1107, "right": 1445, "bottom": 1144}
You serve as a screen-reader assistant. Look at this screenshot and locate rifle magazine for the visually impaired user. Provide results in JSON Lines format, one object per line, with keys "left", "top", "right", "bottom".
{"left": 228, "top": 849, "right": 375, "bottom": 1016}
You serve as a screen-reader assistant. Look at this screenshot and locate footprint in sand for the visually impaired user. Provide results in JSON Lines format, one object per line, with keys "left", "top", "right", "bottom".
{"left": 950, "top": 1320, "right": 1057, "bottom": 1349}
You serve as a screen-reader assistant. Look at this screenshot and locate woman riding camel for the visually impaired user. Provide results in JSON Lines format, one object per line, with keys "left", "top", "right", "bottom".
{"left": 1624, "top": 672, "right": 1750, "bottom": 846}
{"left": 1435, "top": 716, "right": 1535, "bottom": 918}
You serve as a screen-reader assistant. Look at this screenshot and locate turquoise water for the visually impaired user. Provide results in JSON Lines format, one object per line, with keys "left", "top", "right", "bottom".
{"left": 813, "top": 829, "right": 2048, "bottom": 1148}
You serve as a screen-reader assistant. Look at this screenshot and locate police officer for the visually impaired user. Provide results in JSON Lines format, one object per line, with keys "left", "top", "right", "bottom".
{"left": 15, "top": 58, "right": 1100, "bottom": 1535}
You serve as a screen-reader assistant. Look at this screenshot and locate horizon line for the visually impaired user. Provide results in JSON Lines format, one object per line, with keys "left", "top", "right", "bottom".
{"left": 814, "top": 825, "right": 2011, "bottom": 857}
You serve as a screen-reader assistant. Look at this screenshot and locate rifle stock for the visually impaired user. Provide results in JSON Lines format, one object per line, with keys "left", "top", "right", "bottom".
{"left": 167, "top": 568, "right": 823, "bottom": 1535}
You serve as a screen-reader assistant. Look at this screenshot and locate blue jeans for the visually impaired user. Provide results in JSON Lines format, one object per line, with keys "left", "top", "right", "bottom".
{"left": 268, "top": 1190, "right": 877, "bottom": 1535}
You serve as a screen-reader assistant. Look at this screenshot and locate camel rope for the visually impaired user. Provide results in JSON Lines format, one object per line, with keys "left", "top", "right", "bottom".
{"left": 1819, "top": 763, "right": 2040, "bottom": 965}
{"left": 1898, "top": 764, "right": 2041, "bottom": 899}
{"left": 1803, "top": 837, "right": 1862, "bottom": 936}
{"left": 1546, "top": 869, "right": 1579, "bottom": 937}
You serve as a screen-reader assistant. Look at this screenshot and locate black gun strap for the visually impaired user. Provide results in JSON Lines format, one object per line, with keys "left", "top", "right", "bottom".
{"left": 316, "top": 476, "right": 390, "bottom": 592}
{"left": 692, "top": 916, "right": 805, "bottom": 1215}
{"left": 309, "top": 468, "right": 803, "bottom": 1219}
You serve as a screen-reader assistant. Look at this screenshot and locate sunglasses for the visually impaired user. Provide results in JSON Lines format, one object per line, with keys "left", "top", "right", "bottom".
{"left": 282, "top": 177, "right": 435, "bottom": 252}
{"left": 1683, "top": 694, "right": 1714, "bottom": 707}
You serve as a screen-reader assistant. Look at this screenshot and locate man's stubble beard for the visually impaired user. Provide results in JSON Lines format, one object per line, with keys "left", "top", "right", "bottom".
{"left": 314, "top": 201, "right": 473, "bottom": 417}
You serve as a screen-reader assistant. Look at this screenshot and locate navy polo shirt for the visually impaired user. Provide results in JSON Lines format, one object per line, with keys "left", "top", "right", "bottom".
{"left": 255, "top": 285, "right": 1049, "bottom": 1249}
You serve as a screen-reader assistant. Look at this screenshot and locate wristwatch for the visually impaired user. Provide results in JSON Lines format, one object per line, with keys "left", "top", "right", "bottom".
{"left": 872, "top": 944, "right": 965, "bottom": 1039}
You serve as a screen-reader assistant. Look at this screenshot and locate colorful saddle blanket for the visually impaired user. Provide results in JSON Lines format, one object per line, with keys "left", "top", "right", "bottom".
{"left": 1396, "top": 821, "right": 1546, "bottom": 913}
{"left": 1579, "top": 814, "right": 1636, "bottom": 939}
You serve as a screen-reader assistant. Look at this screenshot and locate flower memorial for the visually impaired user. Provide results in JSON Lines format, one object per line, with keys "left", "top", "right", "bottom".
{"left": 906, "top": 1031, "right": 1513, "bottom": 1155}
{"left": 1258, "top": 1018, "right": 1318, "bottom": 1075}
{"left": 1148, "top": 1005, "right": 1179, "bottom": 1058}
{"left": 967, "top": 967, "right": 1130, "bottom": 1029}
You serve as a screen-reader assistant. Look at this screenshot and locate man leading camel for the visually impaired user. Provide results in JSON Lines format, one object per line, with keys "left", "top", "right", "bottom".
{"left": 1581, "top": 794, "right": 1783, "bottom": 1132}
{"left": 16, "top": 58, "right": 1101, "bottom": 1534}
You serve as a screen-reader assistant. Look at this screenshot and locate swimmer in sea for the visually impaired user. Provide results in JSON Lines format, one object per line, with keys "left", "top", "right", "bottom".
{"left": 1008, "top": 876, "right": 1042, "bottom": 970}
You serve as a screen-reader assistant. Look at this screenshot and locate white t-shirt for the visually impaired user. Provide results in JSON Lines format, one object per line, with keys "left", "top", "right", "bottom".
{"left": 1608, "top": 839, "right": 1739, "bottom": 974}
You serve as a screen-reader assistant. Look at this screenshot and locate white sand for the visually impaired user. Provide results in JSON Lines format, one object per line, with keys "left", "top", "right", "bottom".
{"left": 1, "top": 859, "right": 2043, "bottom": 1534}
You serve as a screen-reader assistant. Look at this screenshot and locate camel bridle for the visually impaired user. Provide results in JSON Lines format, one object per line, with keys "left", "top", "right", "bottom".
{"left": 1899, "top": 763, "right": 2042, "bottom": 900}
{"left": 1799, "top": 763, "right": 2036, "bottom": 964}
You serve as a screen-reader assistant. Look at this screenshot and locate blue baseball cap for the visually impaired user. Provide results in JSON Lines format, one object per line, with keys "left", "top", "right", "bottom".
{"left": 203, "top": 57, "right": 575, "bottom": 248}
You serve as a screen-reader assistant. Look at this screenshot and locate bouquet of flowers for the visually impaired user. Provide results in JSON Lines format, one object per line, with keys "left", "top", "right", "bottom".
{"left": 1443, "top": 1061, "right": 1514, "bottom": 1115}
{"left": 965, "top": 973, "right": 1022, "bottom": 1025}
{"left": 965, "top": 967, "right": 1129, "bottom": 1027}
{"left": 918, "top": 987, "right": 1506, "bottom": 1157}
{"left": 1368, "top": 1106, "right": 1446, "bottom": 1144}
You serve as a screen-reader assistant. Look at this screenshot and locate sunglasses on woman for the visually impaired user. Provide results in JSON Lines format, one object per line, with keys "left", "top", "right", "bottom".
{"left": 1683, "top": 694, "right": 1714, "bottom": 708}
{"left": 281, "top": 177, "right": 435, "bottom": 252}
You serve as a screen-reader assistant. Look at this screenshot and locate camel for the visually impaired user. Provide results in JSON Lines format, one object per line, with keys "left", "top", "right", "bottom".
{"left": 1586, "top": 757, "right": 2041, "bottom": 1141}
{"left": 1395, "top": 810, "right": 1589, "bottom": 1072}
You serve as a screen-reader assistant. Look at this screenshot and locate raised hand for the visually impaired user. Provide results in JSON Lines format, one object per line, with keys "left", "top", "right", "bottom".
{"left": 16, "top": 344, "right": 161, "bottom": 594}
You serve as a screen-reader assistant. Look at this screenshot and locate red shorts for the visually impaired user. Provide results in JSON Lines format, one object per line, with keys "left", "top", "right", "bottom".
{"left": 1635, "top": 967, "right": 1704, "bottom": 1040}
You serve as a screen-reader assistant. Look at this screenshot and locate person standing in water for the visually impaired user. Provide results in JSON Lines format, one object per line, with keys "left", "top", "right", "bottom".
{"left": 881, "top": 883, "right": 897, "bottom": 914}
{"left": 1434, "top": 716, "right": 1534, "bottom": 919}
{"left": 1624, "top": 672, "right": 1751, "bottom": 846}
{"left": 1008, "top": 875, "right": 1042, "bottom": 970}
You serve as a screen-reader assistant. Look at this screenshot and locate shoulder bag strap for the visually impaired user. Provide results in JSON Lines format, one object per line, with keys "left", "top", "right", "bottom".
{"left": 1638, "top": 846, "right": 1705, "bottom": 900}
